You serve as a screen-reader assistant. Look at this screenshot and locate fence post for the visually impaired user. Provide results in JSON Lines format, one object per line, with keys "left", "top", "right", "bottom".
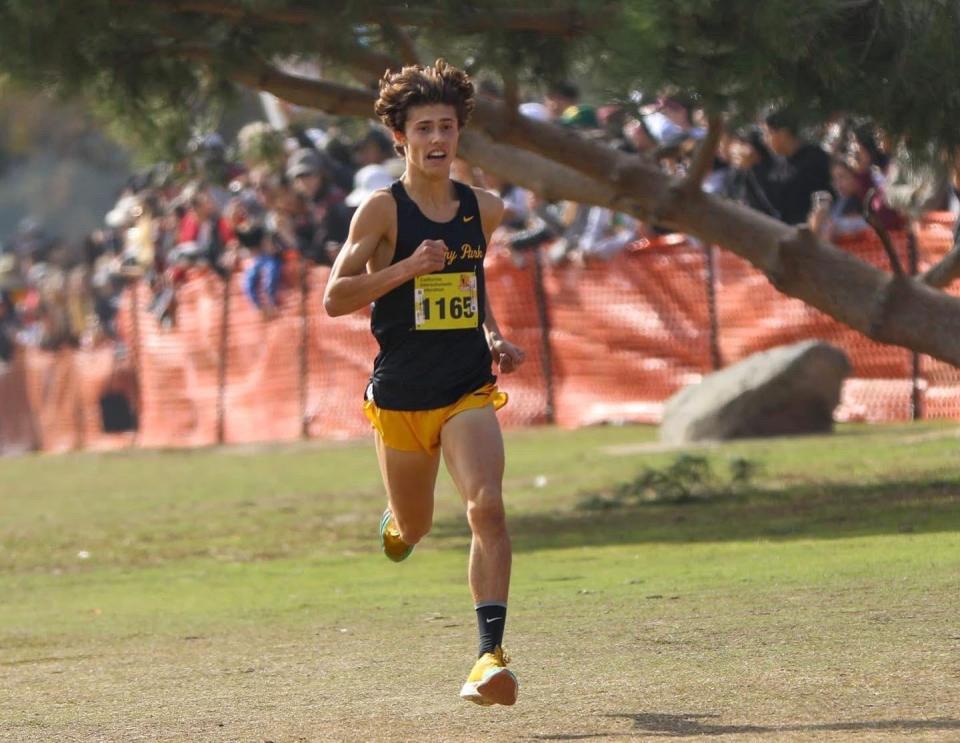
{"left": 71, "top": 349, "right": 85, "bottom": 451}
{"left": 216, "top": 273, "right": 230, "bottom": 445}
{"left": 129, "top": 280, "right": 143, "bottom": 446}
{"left": 704, "top": 243, "right": 722, "bottom": 370}
{"left": 531, "top": 246, "right": 556, "bottom": 424}
{"left": 298, "top": 256, "right": 310, "bottom": 439}
{"left": 907, "top": 226, "right": 922, "bottom": 421}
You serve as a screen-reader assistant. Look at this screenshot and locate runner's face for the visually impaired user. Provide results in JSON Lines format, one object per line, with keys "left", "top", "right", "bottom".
{"left": 396, "top": 104, "right": 459, "bottom": 175}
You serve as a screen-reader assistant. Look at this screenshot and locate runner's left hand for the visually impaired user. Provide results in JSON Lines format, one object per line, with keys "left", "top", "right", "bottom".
{"left": 490, "top": 337, "right": 525, "bottom": 374}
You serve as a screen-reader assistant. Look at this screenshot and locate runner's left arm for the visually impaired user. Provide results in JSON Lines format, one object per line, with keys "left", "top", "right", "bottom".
{"left": 476, "top": 188, "right": 526, "bottom": 374}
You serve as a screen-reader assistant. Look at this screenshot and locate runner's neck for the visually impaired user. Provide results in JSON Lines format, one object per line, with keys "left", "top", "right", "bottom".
{"left": 401, "top": 172, "right": 459, "bottom": 221}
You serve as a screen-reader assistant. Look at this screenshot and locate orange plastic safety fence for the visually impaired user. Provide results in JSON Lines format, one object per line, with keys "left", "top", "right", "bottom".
{"left": 715, "top": 228, "right": 916, "bottom": 422}
{"left": 20, "top": 347, "right": 81, "bottom": 452}
{"left": 0, "top": 352, "right": 39, "bottom": 454}
{"left": 0, "top": 345, "right": 135, "bottom": 454}
{"left": 72, "top": 345, "right": 137, "bottom": 451}
{"left": 302, "top": 264, "right": 379, "bottom": 441}
{"left": 4, "top": 212, "right": 960, "bottom": 453}
{"left": 483, "top": 245, "right": 551, "bottom": 427}
{"left": 221, "top": 258, "right": 303, "bottom": 444}
{"left": 540, "top": 237, "right": 713, "bottom": 426}
{"left": 133, "top": 269, "right": 224, "bottom": 448}
{"left": 916, "top": 212, "right": 960, "bottom": 419}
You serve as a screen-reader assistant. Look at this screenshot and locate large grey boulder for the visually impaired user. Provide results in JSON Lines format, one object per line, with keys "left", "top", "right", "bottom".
{"left": 659, "top": 341, "right": 851, "bottom": 443}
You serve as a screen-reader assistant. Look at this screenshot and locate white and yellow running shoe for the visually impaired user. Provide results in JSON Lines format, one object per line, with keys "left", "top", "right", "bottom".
{"left": 459, "top": 646, "right": 518, "bottom": 706}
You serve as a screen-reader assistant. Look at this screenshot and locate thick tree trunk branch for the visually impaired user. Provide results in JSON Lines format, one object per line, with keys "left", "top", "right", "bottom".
{"left": 459, "top": 130, "right": 616, "bottom": 204}
{"left": 207, "top": 54, "right": 374, "bottom": 116}
{"left": 471, "top": 98, "right": 664, "bottom": 215}
{"left": 205, "top": 56, "right": 960, "bottom": 367}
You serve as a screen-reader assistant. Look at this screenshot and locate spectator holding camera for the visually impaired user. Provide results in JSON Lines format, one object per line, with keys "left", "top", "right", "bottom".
{"left": 809, "top": 158, "right": 869, "bottom": 240}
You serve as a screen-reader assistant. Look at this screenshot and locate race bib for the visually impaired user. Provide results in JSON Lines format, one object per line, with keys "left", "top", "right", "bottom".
{"left": 414, "top": 272, "right": 479, "bottom": 330}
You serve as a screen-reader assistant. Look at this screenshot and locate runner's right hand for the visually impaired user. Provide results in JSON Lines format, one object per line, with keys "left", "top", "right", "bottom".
{"left": 409, "top": 239, "right": 447, "bottom": 276}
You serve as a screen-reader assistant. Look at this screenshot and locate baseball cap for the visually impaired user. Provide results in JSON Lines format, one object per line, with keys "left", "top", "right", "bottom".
{"left": 285, "top": 147, "right": 324, "bottom": 179}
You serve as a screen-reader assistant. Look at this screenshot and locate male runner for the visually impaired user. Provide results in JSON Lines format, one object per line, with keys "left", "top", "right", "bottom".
{"left": 323, "top": 59, "right": 525, "bottom": 707}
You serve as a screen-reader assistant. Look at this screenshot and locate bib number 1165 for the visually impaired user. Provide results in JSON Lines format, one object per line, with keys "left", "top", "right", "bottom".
{"left": 414, "top": 272, "right": 479, "bottom": 330}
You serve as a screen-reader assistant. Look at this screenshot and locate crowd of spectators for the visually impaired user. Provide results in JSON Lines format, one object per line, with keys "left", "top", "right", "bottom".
{"left": 0, "top": 121, "right": 402, "bottom": 360}
{"left": 1, "top": 81, "right": 959, "bottom": 365}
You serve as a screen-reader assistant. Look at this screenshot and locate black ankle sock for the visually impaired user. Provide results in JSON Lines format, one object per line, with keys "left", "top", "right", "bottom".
{"left": 475, "top": 602, "right": 507, "bottom": 657}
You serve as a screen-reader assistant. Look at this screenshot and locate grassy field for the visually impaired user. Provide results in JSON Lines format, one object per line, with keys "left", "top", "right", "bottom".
{"left": 2, "top": 422, "right": 960, "bottom": 742}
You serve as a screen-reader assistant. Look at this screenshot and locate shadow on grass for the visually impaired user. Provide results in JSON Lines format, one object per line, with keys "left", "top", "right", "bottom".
{"left": 531, "top": 712, "right": 960, "bottom": 739}
{"left": 431, "top": 478, "right": 960, "bottom": 551}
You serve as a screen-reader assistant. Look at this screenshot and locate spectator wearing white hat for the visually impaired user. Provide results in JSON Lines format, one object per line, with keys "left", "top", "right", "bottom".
{"left": 518, "top": 102, "right": 550, "bottom": 122}
{"left": 346, "top": 164, "right": 395, "bottom": 209}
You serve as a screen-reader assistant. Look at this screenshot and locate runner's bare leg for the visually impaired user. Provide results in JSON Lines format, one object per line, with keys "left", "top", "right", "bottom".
{"left": 440, "top": 406, "right": 510, "bottom": 602}
{"left": 375, "top": 436, "right": 440, "bottom": 545}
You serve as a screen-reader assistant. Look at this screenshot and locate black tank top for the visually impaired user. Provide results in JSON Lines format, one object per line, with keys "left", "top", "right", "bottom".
{"left": 369, "top": 180, "right": 494, "bottom": 410}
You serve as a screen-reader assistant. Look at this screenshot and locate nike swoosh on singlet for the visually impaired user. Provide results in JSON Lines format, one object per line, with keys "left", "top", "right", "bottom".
{"left": 463, "top": 215, "right": 475, "bottom": 222}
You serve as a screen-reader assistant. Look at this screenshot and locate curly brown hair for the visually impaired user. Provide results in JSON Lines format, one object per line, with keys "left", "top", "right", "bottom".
{"left": 375, "top": 59, "right": 475, "bottom": 155}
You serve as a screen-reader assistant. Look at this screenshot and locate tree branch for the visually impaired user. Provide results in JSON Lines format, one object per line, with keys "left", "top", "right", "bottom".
{"left": 459, "top": 130, "right": 617, "bottom": 205}
{"left": 380, "top": 6, "right": 602, "bottom": 35}
{"left": 502, "top": 69, "right": 519, "bottom": 117}
{"left": 864, "top": 187, "right": 904, "bottom": 276}
{"left": 128, "top": 0, "right": 313, "bottom": 24}
{"left": 681, "top": 112, "right": 723, "bottom": 194}
{"left": 183, "top": 48, "right": 375, "bottom": 115}
{"left": 471, "top": 98, "right": 664, "bottom": 214}
{"left": 332, "top": 44, "right": 402, "bottom": 80}
{"left": 182, "top": 52, "right": 960, "bottom": 368}
{"left": 114, "top": 0, "right": 402, "bottom": 84}
{"left": 127, "top": 0, "right": 604, "bottom": 35}
{"left": 379, "top": 21, "right": 420, "bottom": 67}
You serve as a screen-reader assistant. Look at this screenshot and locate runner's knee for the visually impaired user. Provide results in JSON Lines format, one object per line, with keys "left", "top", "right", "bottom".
{"left": 466, "top": 486, "right": 506, "bottom": 534}
{"left": 395, "top": 512, "right": 432, "bottom": 544}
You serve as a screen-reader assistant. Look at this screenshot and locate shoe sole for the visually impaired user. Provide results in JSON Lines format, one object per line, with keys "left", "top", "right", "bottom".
{"left": 459, "top": 669, "right": 518, "bottom": 706}
{"left": 380, "top": 509, "right": 413, "bottom": 563}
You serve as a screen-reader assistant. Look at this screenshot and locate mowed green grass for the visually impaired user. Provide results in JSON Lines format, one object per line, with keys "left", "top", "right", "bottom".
{"left": 2, "top": 422, "right": 960, "bottom": 742}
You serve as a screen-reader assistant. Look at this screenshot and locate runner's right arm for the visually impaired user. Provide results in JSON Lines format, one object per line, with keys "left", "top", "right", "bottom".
{"left": 323, "top": 191, "right": 446, "bottom": 317}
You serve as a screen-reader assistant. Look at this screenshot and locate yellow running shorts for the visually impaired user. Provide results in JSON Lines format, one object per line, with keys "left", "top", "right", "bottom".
{"left": 363, "top": 382, "right": 508, "bottom": 454}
